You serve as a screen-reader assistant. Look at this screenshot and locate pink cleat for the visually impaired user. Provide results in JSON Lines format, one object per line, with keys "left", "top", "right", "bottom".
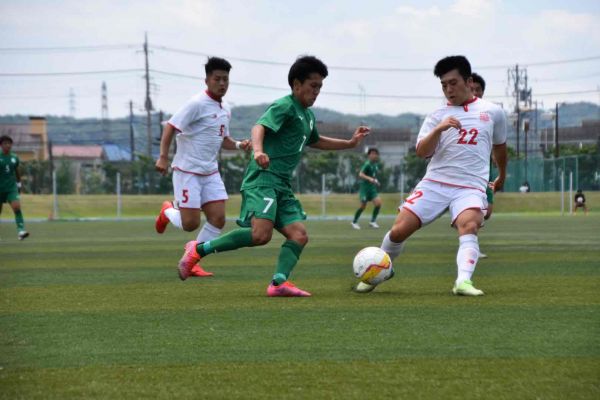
{"left": 155, "top": 201, "right": 173, "bottom": 234}
{"left": 267, "top": 281, "right": 312, "bottom": 297}
{"left": 178, "top": 241, "right": 200, "bottom": 281}
{"left": 191, "top": 264, "right": 213, "bottom": 277}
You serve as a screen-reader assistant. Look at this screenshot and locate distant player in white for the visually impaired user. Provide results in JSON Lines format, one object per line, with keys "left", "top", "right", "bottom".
{"left": 155, "top": 57, "right": 251, "bottom": 277}
{"left": 355, "top": 55, "right": 508, "bottom": 295}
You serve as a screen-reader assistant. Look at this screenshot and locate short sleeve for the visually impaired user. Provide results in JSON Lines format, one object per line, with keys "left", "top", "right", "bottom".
{"left": 168, "top": 99, "right": 201, "bottom": 133}
{"left": 256, "top": 101, "right": 293, "bottom": 133}
{"left": 492, "top": 107, "right": 507, "bottom": 145}
{"left": 416, "top": 112, "right": 440, "bottom": 145}
{"left": 360, "top": 162, "right": 370, "bottom": 174}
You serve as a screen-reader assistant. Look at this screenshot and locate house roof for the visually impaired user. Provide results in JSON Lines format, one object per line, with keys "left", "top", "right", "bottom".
{"left": 53, "top": 145, "right": 104, "bottom": 159}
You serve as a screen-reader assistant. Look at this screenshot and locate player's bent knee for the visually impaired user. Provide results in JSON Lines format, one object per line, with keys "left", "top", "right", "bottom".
{"left": 182, "top": 221, "right": 200, "bottom": 232}
{"left": 252, "top": 230, "right": 272, "bottom": 246}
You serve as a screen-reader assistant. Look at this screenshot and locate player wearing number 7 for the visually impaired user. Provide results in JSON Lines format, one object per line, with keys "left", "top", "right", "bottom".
{"left": 355, "top": 55, "right": 507, "bottom": 296}
{"left": 176, "top": 55, "right": 370, "bottom": 296}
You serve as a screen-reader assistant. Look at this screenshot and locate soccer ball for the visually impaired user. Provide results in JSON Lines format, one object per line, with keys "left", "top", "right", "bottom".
{"left": 353, "top": 247, "right": 393, "bottom": 285}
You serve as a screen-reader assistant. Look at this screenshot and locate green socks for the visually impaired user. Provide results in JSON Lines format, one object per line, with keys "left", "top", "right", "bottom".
{"left": 15, "top": 210, "right": 25, "bottom": 231}
{"left": 353, "top": 208, "right": 364, "bottom": 223}
{"left": 273, "top": 240, "right": 304, "bottom": 285}
{"left": 371, "top": 206, "right": 380, "bottom": 222}
{"left": 197, "top": 228, "right": 254, "bottom": 257}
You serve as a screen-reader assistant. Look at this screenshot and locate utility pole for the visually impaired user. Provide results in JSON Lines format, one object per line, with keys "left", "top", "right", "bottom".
{"left": 101, "top": 81, "right": 109, "bottom": 135}
{"left": 507, "top": 64, "right": 531, "bottom": 158}
{"left": 143, "top": 32, "right": 153, "bottom": 159}
{"left": 69, "top": 88, "right": 76, "bottom": 118}
{"left": 129, "top": 100, "right": 135, "bottom": 162}
{"left": 555, "top": 102, "right": 559, "bottom": 158}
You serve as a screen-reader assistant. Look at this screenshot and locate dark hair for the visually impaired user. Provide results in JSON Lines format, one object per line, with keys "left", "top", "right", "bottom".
{"left": 434, "top": 55, "right": 472, "bottom": 81}
{"left": 367, "top": 148, "right": 379, "bottom": 155}
{"left": 471, "top": 72, "right": 486, "bottom": 93}
{"left": 205, "top": 57, "right": 232, "bottom": 75}
{"left": 288, "top": 55, "right": 328, "bottom": 89}
{"left": 0, "top": 135, "right": 13, "bottom": 144}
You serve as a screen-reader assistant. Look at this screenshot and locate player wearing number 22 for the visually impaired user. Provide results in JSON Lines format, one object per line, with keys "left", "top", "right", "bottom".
{"left": 177, "top": 55, "right": 370, "bottom": 296}
{"left": 355, "top": 55, "right": 508, "bottom": 296}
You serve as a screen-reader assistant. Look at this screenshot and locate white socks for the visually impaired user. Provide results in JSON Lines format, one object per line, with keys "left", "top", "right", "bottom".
{"left": 380, "top": 231, "right": 405, "bottom": 261}
{"left": 164, "top": 207, "right": 183, "bottom": 229}
{"left": 456, "top": 234, "right": 479, "bottom": 285}
{"left": 196, "top": 222, "right": 222, "bottom": 243}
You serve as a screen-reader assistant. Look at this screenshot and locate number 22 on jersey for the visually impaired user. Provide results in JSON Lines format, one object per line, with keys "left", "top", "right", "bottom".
{"left": 457, "top": 128, "right": 478, "bottom": 145}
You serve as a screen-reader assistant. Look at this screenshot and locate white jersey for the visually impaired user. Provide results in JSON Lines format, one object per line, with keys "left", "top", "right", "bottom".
{"left": 416, "top": 97, "right": 507, "bottom": 191}
{"left": 169, "top": 91, "right": 231, "bottom": 175}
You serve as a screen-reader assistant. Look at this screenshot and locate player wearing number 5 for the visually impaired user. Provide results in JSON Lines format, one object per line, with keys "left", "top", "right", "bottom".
{"left": 355, "top": 55, "right": 507, "bottom": 296}
{"left": 176, "top": 55, "right": 370, "bottom": 296}
{"left": 0, "top": 135, "right": 29, "bottom": 240}
{"left": 155, "top": 57, "right": 251, "bottom": 277}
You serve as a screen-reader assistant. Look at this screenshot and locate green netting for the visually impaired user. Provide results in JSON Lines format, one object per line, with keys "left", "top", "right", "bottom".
{"left": 498, "top": 155, "right": 600, "bottom": 192}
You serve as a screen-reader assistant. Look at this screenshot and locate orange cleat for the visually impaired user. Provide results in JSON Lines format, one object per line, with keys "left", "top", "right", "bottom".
{"left": 178, "top": 241, "right": 200, "bottom": 281}
{"left": 155, "top": 201, "right": 173, "bottom": 234}
{"left": 191, "top": 264, "right": 213, "bottom": 277}
{"left": 267, "top": 281, "right": 311, "bottom": 297}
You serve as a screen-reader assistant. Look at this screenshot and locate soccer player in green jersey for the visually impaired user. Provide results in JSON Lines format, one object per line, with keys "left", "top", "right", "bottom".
{"left": 176, "top": 55, "right": 370, "bottom": 296}
{"left": 352, "top": 148, "right": 383, "bottom": 229}
{"left": 472, "top": 72, "right": 492, "bottom": 258}
{"left": 0, "top": 135, "right": 29, "bottom": 240}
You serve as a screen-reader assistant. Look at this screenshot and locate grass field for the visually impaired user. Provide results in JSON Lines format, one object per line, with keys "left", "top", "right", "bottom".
{"left": 1, "top": 215, "right": 599, "bottom": 399}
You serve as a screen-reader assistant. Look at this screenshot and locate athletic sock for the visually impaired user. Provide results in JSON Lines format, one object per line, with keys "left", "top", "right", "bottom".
{"left": 272, "top": 240, "right": 304, "bottom": 285}
{"left": 353, "top": 208, "right": 364, "bottom": 223}
{"left": 456, "top": 234, "right": 479, "bottom": 285}
{"left": 197, "top": 228, "right": 254, "bottom": 257}
{"left": 196, "top": 222, "right": 221, "bottom": 243}
{"left": 15, "top": 210, "right": 25, "bottom": 231}
{"left": 371, "top": 206, "right": 381, "bottom": 222}
{"left": 164, "top": 207, "right": 183, "bottom": 229}
{"left": 380, "top": 230, "right": 405, "bottom": 261}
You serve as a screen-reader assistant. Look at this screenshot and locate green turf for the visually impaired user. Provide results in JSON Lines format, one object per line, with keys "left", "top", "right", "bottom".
{"left": 8, "top": 191, "right": 600, "bottom": 219}
{"left": 0, "top": 216, "right": 599, "bottom": 399}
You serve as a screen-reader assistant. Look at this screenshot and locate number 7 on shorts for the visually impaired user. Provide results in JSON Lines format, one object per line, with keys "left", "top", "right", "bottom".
{"left": 263, "top": 197, "right": 274, "bottom": 213}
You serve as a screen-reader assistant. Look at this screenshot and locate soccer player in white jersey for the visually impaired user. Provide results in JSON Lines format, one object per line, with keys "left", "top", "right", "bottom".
{"left": 155, "top": 57, "right": 251, "bottom": 277}
{"left": 355, "top": 55, "right": 508, "bottom": 296}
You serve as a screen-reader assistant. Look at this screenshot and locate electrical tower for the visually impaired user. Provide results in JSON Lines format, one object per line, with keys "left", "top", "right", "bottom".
{"left": 69, "top": 88, "right": 76, "bottom": 117}
{"left": 144, "top": 32, "right": 153, "bottom": 159}
{"left": 507, "top": 64, "right": 532, "bottom": 157}
{"left": 101, "top": 81, "right": 109, "bottom": 134}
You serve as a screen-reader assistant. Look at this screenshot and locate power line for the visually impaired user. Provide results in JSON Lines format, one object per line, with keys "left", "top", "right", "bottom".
{"left": 0, "top": 44, "right": 138, "bottom": 53}
{"left": 0, "top": 68, "right": 142, "bottom": 77}
{"left": 151, "top": 44, "right": 600, "bottom": 72}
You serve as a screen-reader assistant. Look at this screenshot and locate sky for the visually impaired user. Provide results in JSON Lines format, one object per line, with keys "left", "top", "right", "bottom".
{"left": 0, "top": 0, "right": 599, "bottom": 119}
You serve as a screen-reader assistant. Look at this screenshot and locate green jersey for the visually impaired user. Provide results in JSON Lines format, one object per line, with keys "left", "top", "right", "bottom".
{"left": 0, "top": 151, "right": 19, "bottom": 192}
{"left": 359, "top": 160, "right": 379, "bottom": 190}
{"left": 241, "top": 94, "right": 320, "bottom": 191}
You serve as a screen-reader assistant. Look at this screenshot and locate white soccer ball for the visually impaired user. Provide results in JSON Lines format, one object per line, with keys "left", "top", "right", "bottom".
{"left": 353, "top": 247, "right": 393, "bottom": 285}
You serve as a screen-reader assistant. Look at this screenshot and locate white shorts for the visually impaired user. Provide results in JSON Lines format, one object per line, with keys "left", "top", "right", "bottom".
{"left": 172, "top": 170, "right": 228, "bottom": 209}
{"left": 400, "top": 179, "right": 487, "bottom": 226}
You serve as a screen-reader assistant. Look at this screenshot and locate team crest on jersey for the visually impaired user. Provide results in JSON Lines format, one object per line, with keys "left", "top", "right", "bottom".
{"left": 309, "top": 119, "right": 314, "bottom": 130}
{"left": 11, "top": 158, "right": 16, "bottom": 164}
{"left": 480, "top": 112, "right": 490, "bottom": 122}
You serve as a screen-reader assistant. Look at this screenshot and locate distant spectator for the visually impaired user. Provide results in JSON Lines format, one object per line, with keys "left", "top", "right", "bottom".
{"left": 574, "top": 189, "right": 588, "bottom": 215}
{"left": 519, "top": 181, "right": 530, "bottom": 193}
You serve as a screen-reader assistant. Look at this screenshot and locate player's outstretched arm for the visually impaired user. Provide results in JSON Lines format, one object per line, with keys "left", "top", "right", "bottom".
{"left": 251, "top": 124, "right": 269, "bottom": 168}
{"left": 491, "top": 143, "right": 508, "bottom": 192}
{"left": 416, "top": 117, "right": 461, "bottom": 158}
{"left": 310, "top": 126, "right": 370, "bottom": 150}
{"left": 222, "top": 136, "right": 252, "bottom": 151}
{"left": 155, "top": 123, "right": 177, "bottom": 175}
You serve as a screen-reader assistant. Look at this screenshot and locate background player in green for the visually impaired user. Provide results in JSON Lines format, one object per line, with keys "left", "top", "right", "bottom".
{"left": 0, "top": 135, "right": 29, "bottom": 240}
{"left": 472, "top": 72, "right": 495, "bottom": 258}
{"left": 176, "top": 55, "right": 370, "bottom": 297}
{"left": 351, "top": 148, "right": 383, "bottom": 229}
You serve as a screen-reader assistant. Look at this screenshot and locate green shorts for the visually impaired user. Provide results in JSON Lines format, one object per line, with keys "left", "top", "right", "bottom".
{"left": 237, "top": 186, "right": 307, "bottom": 229}
{"left": 0, "top": 189, "right": 19, "bottom": 204}
{"left": 359, "top": 186, "right": 379, "bottom": 203}
{"left": 486, "top": 186, "right": 494, "bottom": 204}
